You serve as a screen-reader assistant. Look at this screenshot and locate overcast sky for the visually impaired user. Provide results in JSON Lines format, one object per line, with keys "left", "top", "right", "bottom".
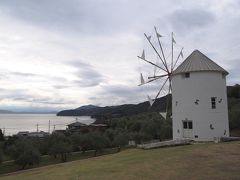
{"left": 0, "top": 0, "right": 239, "bottom": 112}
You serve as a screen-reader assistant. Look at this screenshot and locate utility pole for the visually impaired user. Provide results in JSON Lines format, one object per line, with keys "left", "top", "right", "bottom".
{"left": 48, "top": 120, "right": 50, "bottom": 134}
{"left": 36, "top": 124, "right": 39, "bottom": 134}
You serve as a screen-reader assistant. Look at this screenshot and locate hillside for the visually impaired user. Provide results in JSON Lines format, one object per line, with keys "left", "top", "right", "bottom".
{"left": 57, "top": 94, "right": 171, "bottom": 121}
{"left": 57, "top": 94, "right": 170, "bottom": 119}
{"left": 1, "top": 142, "right": 240, "bottom": 180}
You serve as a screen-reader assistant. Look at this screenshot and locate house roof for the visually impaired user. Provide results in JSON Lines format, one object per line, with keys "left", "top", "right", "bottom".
{"left": 172, "top": 50, "right": 228, "bottom": 75}
{"left": 89, "top": 124, "right": 107, "bottom": 127}
{"left": 67, "top": 121, "right": 86, "bottom": 127}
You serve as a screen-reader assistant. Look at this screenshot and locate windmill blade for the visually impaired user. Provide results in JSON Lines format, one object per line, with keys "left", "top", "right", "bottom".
{"left": 172, "top": 47, "right": 184, "bottom": 71}
{"left": 147, "top": 35, "right": 151, "bottom": 41}
{"left": 138, "top": 74, "right": 168, "bottom": 86}
{"left": 165, "top": 80, "right": 172, "bottom": 119}
{"left": 159, "top": 112, "right": 167, "bottom": 119}
{"left": 171, "top": 32, "right": 174, "bottom": 72}
{"left": 180, "top": 50, "right": 183, "bottom": 58}
{"left": 154, "top": 77, "right": 169, "bottom": 100}
{"left": 153, "top": 60, "right": 157, "bottom": 76}
{"left": 141, "top": 50, "right": 145, "bottom": 60}
{"left": 172, "top": 36, "right": 176, "bottom": 44}
{"left": 138, "top": 73, "right": 145, "bottom": 86}
{"left": 154, "top": 26, "right": 169, "bottom": 73}
{"left": 137, "top": 55, "right": 168, "bottom": 73}
{"left": 147, "top": 95, "right": 154, "bottom": 106}
{"left": 144, "top": 33, "right": 169, "bottom": 72}
{"left": 140, "top": 73, "right": 145, "bottom": 84}
{"left": 148, "top": 74, "right": 168, "bottom": 79}
{"left": 138, "top": 76, "right": 159, "bottom": 86}
{"left": 168, "top": 78, "right": 172, "bottom": 92}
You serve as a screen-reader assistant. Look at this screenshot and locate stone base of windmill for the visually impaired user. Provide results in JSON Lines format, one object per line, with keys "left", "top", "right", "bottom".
{"left": 137, "top": 139, "right": 192, "bottom": 149}
{"left": 137, "top": 136, "right": 240, "bottom": 149}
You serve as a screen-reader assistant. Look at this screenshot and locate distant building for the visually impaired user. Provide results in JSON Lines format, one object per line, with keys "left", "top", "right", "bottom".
{"left": 28, "top": 131, "right": 50, "bottom": 137}
{"left": 67, "top": 122, "right": 87, "bottom": 132}
{"left": 16, "top": 131, "right": 29, "bottom": 137}
{"left": 66, "top": 121, "right": 108, "bottom": 133}
{"left": 16, "top": 131, "right": 49, "bottom": 138}
{"left": 172, "top": 50, "right": 229, "bottom": 141}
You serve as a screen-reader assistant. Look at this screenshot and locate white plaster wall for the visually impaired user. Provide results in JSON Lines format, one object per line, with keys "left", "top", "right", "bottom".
{"left": 171, "top": 71, "right": 229, "bottom": 141}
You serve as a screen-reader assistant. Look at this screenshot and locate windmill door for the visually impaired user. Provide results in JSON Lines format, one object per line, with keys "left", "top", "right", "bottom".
{"left": 183, "top": 120, "right": 193, "bottom": 138}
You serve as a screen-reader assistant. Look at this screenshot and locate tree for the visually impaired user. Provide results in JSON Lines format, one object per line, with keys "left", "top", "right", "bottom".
{"left": 87, "top": 132, "right": 110, "bottom": 156}
{"left": 113, "top": 133, "right": 129, "bottom": 152}
{"left": 0, "top": 150, "right": 3, "bottom": 164}
{"left": 48, "top": 133, "right": 72, "bottom": 162}
{"left": 228, "top": 84, "right": 240, "bottom": 99}
{"left": 8, "top": 139, "right": 40, "bottom": 169}
{"left": 0, "top": 129, "right": 4, "bottom": 141}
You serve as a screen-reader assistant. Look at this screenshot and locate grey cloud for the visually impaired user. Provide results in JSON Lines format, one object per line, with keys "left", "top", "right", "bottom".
{"left": 24, "top": 97, "right": 75, "bottom": 105}
{"left": 8, "top": 71, "right": 68, "bottom": 83}
{"left": 169, "top": 8, "right": 216, "bottom": 34}
{"left": 53, "top": 85, "right": 69, "bottom": 89}
{"left": 67, "top": 60, "right": 104, "bottom": 87}
{"left": 227, "top": 58, "right": 240, "bottom": 85}
{"left": 10, "top": 72, "right": 37, "bottom": 77}
{"left": 0, "top": 88, "right": 75, "bottom": 105}
{"left": 94, "top": 81, "right": 168, "bottom": 105}
{"left": 0, "top": 0, "right": 140, "bottom": 35}
{"left": 0, "top": 89, "right": 31, "bottom": 100}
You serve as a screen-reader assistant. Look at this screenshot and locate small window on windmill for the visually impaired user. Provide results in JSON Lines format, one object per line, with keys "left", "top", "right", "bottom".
{"left": 183, "top": 121, "right": 188, "bottom": 129}
{"left": 188, "top": 121, "right": 193, "bottom": 129}
{"left": 185, "top": 72, "right": 190, "bottom": 78}
{"left": 211, "top": 97, "right": 216, "bottom": 109}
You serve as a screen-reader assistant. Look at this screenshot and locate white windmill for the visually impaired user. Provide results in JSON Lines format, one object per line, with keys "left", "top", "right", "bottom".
{"left": 138, "top": 27, "right": 230, "bottom": 141}
{"left": 138, "top": 27, "right": 183, "bottom": 119}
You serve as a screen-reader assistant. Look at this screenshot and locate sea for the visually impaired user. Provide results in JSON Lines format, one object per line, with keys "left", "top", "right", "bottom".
{"left": 0, "top": 114, "right": 95, "bottom": 136}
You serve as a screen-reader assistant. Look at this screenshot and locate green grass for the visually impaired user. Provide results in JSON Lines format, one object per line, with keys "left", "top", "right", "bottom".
{"left": 0, "top": 148, "right": 118, "bottom": 175}
{"left": 1, "top": 141, "right": 240, "bottom": 180}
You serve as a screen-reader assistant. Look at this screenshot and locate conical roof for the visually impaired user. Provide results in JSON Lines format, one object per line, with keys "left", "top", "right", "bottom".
{"left": 172, "top": 50, "right": 228, "bottom": 75}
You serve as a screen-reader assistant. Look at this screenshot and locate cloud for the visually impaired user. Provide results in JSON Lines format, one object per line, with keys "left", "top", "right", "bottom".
{"left": 67, "top": 60, "right": 105, "bottom": 87}
{"left": 92, "top": 79, "right": 170, "bottom": 105}
{"left": 226, "top": 58, "right": 240, "bottom": 85}
{"left": 53, "top": 85, "right": 69, "bottom": 89}
{"left": 0, "top": 88, "right": 75, "bottom": 106}
{"left": 10, "top": 72, "right": 37, "bottom": 77}
{"left": 0, "top": 0, "right": 142, "bottom": 35}
{"left": 169, "top": 8, "right": 216, "bottom": 34}
{"left": 0, "top": 0, "right": 239, "bottom": 111}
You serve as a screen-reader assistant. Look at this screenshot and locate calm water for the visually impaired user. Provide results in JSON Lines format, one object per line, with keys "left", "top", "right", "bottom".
{"left": 0, "top": 114, "right": 95, "bottom": 136}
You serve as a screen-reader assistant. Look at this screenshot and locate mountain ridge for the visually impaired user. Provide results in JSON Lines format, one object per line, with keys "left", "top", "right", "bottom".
{"left": 57, "top": 94, "right": 171, "bottom": 123}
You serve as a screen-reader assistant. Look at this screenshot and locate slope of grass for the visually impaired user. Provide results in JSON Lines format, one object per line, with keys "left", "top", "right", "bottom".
{"left": 0, "top": 148, "right": 118, "bottom": 174}
{"left": 1, "top": 142, "right": 240, "bottom": 180}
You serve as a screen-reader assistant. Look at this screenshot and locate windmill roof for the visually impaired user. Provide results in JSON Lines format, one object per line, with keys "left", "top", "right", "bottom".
{"left": 172, "top": 50, "right": 228, "bottom": 75}
{"left": 67, "top": 122, "right": 86, "bottom": 127}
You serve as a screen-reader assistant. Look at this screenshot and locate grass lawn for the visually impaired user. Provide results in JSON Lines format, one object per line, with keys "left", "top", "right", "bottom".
{"left": 1, "top": 141, "right": 240, "bottom": 180}
{"left": 0, "top": 148, "right": 118, "bottom": 175}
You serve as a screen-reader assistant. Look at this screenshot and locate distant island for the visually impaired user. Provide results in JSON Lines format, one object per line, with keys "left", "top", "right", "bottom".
{"left": 0, "top": 110, "right": 57, "bottom": 114}
{"left": 57, "top": 94, "right": 171, "bottom": 123}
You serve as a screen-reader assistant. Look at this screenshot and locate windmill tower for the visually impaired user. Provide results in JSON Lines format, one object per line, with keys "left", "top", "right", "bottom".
{"left": 172, "top": 50, "right": 229, "bottom": 141}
